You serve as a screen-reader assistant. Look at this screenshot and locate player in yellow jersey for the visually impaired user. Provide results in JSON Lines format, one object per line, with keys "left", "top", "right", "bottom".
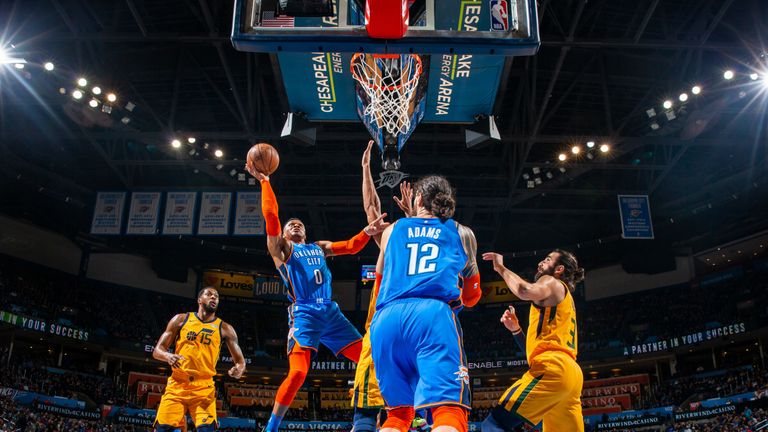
{"left": 152, "top": 287, "right": 246, "bottom": 431}
{"left": 480, "top": 250, "right": 585, "bottom": 432}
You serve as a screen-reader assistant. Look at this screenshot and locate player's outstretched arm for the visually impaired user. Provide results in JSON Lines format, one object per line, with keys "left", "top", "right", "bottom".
{"left": 221, "top": 322, "right": 246, "bottom": 379}
{"left": 317, "top": 214, "right": 390, "bottom": 257}
{"left": 153, "top": 314, "right": 187, "bottom": 368}
{"left": 482, "top": 252, "right": 560, "bottom": 303}
{"left": 458, "top": 224, "right": 481, "bottom": 307}
{"left": 362, "top": 140, "right": 384, "bottom": 246}
{"left": 375, "top": 224, "right": 395, "bottom": 275}
{"left": 246, "top": 164, "right": 291, "bottom": 264}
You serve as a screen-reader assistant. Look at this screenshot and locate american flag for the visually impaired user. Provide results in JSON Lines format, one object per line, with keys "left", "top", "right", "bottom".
{"left": 261, "top": 11, "right": 295, "bottom": 27}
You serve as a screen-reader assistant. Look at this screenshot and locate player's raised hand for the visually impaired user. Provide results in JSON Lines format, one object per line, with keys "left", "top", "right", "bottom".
{"left": 228, "top": 363, "right": 245, "bottom": 379}
{"left": 364, "top": 213, "right": 391, "bottom": 237}
{"left": 165, "top": 353, "right": 185, "bottom": 368}
{"left": 393, "top": 181, "right": 415, "bottom": 217}
{"left": 501, "top": 305, "right": 521, "bottom": 333}
{"left": 362, "top": 140, "right": 374, "bottom": 168}
{"left": 482, "top": 252, "right": 506, "bottom": 274}
{"left": 244, "top": 162, "right": 268, "bottom": 181}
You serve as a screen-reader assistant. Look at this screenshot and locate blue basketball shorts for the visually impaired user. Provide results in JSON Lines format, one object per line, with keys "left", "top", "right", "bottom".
{"left": 286, "top": 300, "right": 362, "bottom": 357}
{"left": 369, "top": 298, "right": 471, "bottom": 410}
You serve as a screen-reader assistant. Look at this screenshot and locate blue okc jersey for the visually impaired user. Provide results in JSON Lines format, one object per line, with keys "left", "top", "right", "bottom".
{"left": 278, "top": 243, "right": 333, "bottom": 302}
{"left": 378, "top": 218, "right": 467, "bottom": 310}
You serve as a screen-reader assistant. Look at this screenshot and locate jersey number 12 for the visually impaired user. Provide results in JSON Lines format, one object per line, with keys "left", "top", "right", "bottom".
{"left": 406, "top": 243, "right": 439, "bottom": 275}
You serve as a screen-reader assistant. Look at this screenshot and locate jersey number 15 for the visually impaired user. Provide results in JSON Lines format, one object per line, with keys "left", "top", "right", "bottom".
{"left": 406, "top": 243, "right": 439, "bottom": 275}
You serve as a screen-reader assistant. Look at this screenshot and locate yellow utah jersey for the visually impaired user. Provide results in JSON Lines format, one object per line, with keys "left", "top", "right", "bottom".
{"left": 526, "top": 281, "right": 578, "bottom": 363}
{"left": 173, "top": 313, "right": 223, "bottom": 380}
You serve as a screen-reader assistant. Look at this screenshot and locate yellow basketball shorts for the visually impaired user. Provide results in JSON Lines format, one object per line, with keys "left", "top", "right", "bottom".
{"left": 352, "top": 332, "right": 385, "bottom": 409}
{"left": 155, "top": 376, "right": 217, "bottom": 428}
{"left": 496, "top": 351, "right": 584, "bottom": 432}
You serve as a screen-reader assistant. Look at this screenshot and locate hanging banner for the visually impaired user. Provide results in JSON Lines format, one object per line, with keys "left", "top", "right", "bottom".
{"left": 91, "top": 192, "right": 126, "bottom": 235}
{"left": 0, "top": 310, "right": 89, "bottom": 341}
{"left": 233, "top": 192, "right": 265, "bottom": 236}
{"left": 618, "top": 195, "right": 654, "bottom": 239}
{"left": 625, "top": 322, "right": 746, "bottom": 356}
{"left": 162, "top": 192, "right": 197, "bottom": 235}
{"left": 596, "top": 416, "right": 662, "bottom": 430}
{"left": 479, "top": 281, "right": 520, "bottom": 304}
{"left": 125, "top": 192, "right": 162, "bottom": 235}
{"left": 197, "top": 192, "right": 232, "bottom": 235}
{"left": 202, "top": 270, "right": 255, "bottom": 298}
{"left": 33, "top": 402, "right": 101, "bottom": 420}
{"left": 673, "top": 404, "right": 736, "bottom": 421}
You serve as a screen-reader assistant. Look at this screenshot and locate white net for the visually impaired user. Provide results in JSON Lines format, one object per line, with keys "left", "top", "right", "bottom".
{"left": 350, "top": 54, "right": 423, "bottom": 136}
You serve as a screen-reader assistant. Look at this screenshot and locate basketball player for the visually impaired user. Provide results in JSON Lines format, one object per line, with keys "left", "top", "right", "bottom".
{"left": 481, "top": 251, "right": 585, "bottom": 432}
{"left": 246, "top": 164, "right": 389, "bottom": 432}
{"left": 153, "top": 287, "right": 246, "bottom": 432}
{"left": 369, "top": 175, "right": 481, "bottom": 432}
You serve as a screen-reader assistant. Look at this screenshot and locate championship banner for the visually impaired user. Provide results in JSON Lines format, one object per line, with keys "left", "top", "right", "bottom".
{"left": 162, "top": 192, "right": 197, "bottom": 235}
{"left": 233, "top": 191, "right": 265, "bottom": 235}
{"left": 596, "top": 416, "right": 662, "bottom": 430}
{"left": 618, "top": 195, "right": 654, "bottom": 239}
{"left": 479, "top": 281, "right": 520, "bottom": 304}
{"left": 125, "top": 192, "right": 162, "bottom": 235}
{"left": 91, "top": 192, "right": 126, "bottom": 235}
{"left": 202, "top": 270, "right": 254, "bottom": 298}
{"left": 197, "top": 192, "right": 232, "bottom": 235}
{"left": 582, "top": 383, "right": 642, "bottom": 398}
{"left": 673, "top": 404, "right": 736, "bottom": 421}
{"left": 582, "top": 393, "right": 632, "bottom": 410}
{"left": 625, "top": 322, "right": 746, "bottom": 356}
{"left": 33, "top": 402, "right": 101, "bottom": 420}
{"left": 0, "top": 310, "right": 89, "bottom": 341}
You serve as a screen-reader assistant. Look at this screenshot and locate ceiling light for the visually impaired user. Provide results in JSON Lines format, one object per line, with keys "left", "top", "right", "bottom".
{"left": 534, "top": 177, "right": 542, "bottom": 185}
{"left": 650, "top": 122, "right": 660, "bottom": 130}
{"left": 120, "top": 117, "right": 131, "bottom": 124}
{"left": 230, "top": 169, "right": 237, "bottom": 177}
{"left": 92, "top": 86, "right": 101, "bottom": 95}
{"left": 571, "top": 146, "right": 581, "bottom": 155}
{"left": 125, "top": 101, "right": 136, "bottom": 111}
{"left": 558, "top": 167, "right": 566, "bottom": 173}
{"left": 77, "top": 77, "right": 87, "bottom": 87}
{"left": 44, "top": 62, "right": 54, "bottom": 71}
{"left": 526, "top": 181, "right": 534, "bottom": 189}
{"left": 522, "top": 173, "right": 530, "bottom": 180}
{"left": 214, "top": 149, "right": 223, "bottom": 158}
{"left": 546, "top": 172, "right": 553, "bottom": 179}
{"left": 723, "top": 70, "right": 734, "bottom": 80}
{"left": 662, "top": 100, "right": 673, "bottom": 109}
{"left": 216, "top": 164, "right": 224, "bottom": 170}
{"left": 171, "top": 139, "right": 182, "bottom": 148}
{"left": 586, "top": 141, "right": 595, "bottom": 148}
{"left": 645, "top": 108, "right": 656, "bottom": 118}
{"left": 691, "top": 85, "right": 702, "bottom": 95}
{"left": 14, "top": 63, "right": 24, "bottom": 69}
{"left": 558, "top": 153, "right": 567, "bottom": 162}
{"left": 187, "top": 137, "right": 196, "bottom": 144}
{"left": 89, "top": 99, "right": 99, "bottom": 108}
{"left": 106, "top": 93, "right": 117, "bottom": 103}
{"left": 532, "top": 167, "right": 540, "bottom": 175}
{"left": 72, "top": 90, "right": 83, "bottom": 99}
{"left": 750, "top": 73, "right": 759, "bottom": 81}
{"left": 600, "top": 144, "right": 610, "bottom": 153}
{"left": 58, "top": 87, "right": 66, "bottom": 95}
{"left": 678, "top": 93, "right": 688, "bottom": 102}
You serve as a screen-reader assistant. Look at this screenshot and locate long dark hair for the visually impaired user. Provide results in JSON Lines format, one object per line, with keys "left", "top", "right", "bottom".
{"left": 414, "top": 175, "right": 456, "bottom": 221}
{"left": 553, "top": 249, "right": 585, "bottom": 292}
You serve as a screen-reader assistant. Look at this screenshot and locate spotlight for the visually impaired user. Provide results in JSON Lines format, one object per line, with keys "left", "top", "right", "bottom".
{"left": 534, "top": 177, "right": 542, "bottom": 185}
{"left": 248, "top": 178, "right": 256, "bottom": 186}
{"left": 600, "top": 144, "right": 610, "bottom": 153}
{"left": 526, "top": 181, "right": 535, "bottom": 189}
{"left": 571, "top": 146, "right": 581, "bottom": 155}
{"left": 58, "top": 87, "right": 66, "bottom": 95}
{"left": 89, "top": 99, "right": 99, "bottom": 108}
{"left": 750, "top": 73, "right": 759, "bottom": 81}
{"left": 229, "top": 169, "right": 237, "bottom": 177}
{"left": 532, "top": 167, "right": 540, "bottom": 175}
{"left": 203, "top": 142, "right": 210, "bottom": 150}
{"left": 125, "top": 101, "right": 136, "bottom": 111}
{"left": 0, "top": 49, "right": 6, "bottom": 63}
{"left": 559, "top": 167, "right": 566, "bottom": 173}
{"left": 665, "top": 111, "right": 676, "bottom": 121}
{"left": 558, "top": 153, "right": 567, "bottom": 162}
{"left": 44, "top": 62, "right": 54, "bottom": 71}
{"left": 216, "top": 164, "right": 224, "bottom": 170}
{"left": 77, "top": 78, "right": 87, "bottom": 87}
{"left": 645, "top": 108, "right": 656, "bottom": 118}
{"left": 120, "top": 117, "right": 131, "bottom": 124}
{"left": 691, "top": 85, "right": 701, "bottom": 95}
{"left": 92, "top": 86, "right": 102, "bottom": 95}
{"left": 679, "top": 93, "right": 688, "bottom": 102}
{"left": 650, "top": 122, "right": 660, "bottom": 130}
{"left": 238, "top": 173, "right": 246, "bottom": 181}
{"left": 106, "top": 93, "right": 117, "bottom": 103}
{"left": 586, "top": 152, "right": 594, "bottom": 160}
{"left": 723, "top": 70, "right": 734, "bottom": 80}
{"left": 101, "top": 105, "right": 112, "bottom": 114}
{"left": 14, "top": 63, "right": 24, "bottom": 69}
{"left": 586, "top": 141, "right": 595, "bottom": 148}
{"left": 72, "top": 90, "right": 83, "bottom": 99}
{"left": 187, "top": 137, "right": 196, "bottom": 144}
{"left": 171, "top": 139, "right": 182, "bottom": 148}
{"left": 214, "top": 149, "right": 223, "bottom": 158}
{"left": 662, "top": 100, "right": 673, "bottom": 109}
{"left": 545, "top": 172, "right": 553, "bottom": 179}
{"left": 188, "top": 148, "right": 196, "bottom": 155}
{"left": 522, "top": 173, "right": 530, "bottom": 180}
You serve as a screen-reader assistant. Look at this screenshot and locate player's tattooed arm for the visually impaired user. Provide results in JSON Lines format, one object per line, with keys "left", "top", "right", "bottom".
{"left": 153, "top": 314, "right": 187, "bottom": 368}
{"left": 222, "top": 322, "right": 246, "bottom": 379}
{"left": 362, "top": 140, "right": 384, "bottom": 246}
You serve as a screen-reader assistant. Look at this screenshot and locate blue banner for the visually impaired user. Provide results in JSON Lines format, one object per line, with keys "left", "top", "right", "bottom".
{"left": 618, "top": 195, "right": 654, "bottom": 239}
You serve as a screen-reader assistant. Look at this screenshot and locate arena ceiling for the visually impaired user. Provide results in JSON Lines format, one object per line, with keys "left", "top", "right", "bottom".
{"left": 1, "top": 0, "right": 767, "bottom": 276}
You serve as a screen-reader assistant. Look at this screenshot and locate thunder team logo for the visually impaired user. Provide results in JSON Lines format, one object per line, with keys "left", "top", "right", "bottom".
{"left": 454, "top": 365, "right": 470, "bottom": 385}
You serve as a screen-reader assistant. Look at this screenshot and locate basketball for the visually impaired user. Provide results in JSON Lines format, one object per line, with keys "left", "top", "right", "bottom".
{"left": 247, "top": 143, "right": 280, "bottom": 176}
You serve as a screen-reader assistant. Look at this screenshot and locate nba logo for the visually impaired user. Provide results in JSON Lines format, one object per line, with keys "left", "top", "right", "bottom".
{"left": 490, "top": 0, "right": 509, "bottom": 31}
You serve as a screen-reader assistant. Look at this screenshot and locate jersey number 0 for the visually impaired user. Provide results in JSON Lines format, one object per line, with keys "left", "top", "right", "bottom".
{"left": 406, "top": 243, "right": 439, "bottom": 275}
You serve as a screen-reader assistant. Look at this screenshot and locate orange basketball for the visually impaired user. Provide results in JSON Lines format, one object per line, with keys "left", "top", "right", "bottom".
{"left": 247, "top": 143, "right": 280, "bottom": 175}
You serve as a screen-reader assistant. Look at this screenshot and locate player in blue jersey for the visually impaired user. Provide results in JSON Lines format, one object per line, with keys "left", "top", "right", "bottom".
{"left": 369, "top": 175, "right": 480, "bottom": 432}
{"left": 246, "top": 165, "right": 389, "bottom": 432}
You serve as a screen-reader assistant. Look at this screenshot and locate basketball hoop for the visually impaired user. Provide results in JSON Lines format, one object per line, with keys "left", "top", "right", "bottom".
{"left": 350, "top": 53, "right": 423, "bottom": 136}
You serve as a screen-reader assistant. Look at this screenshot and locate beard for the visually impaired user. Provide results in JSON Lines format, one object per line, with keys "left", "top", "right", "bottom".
{"left": 535, "top": 267, "right": 554, "bottom": 281}
{"left": 202, "top": 303, "right": 217, "bottom": 313}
